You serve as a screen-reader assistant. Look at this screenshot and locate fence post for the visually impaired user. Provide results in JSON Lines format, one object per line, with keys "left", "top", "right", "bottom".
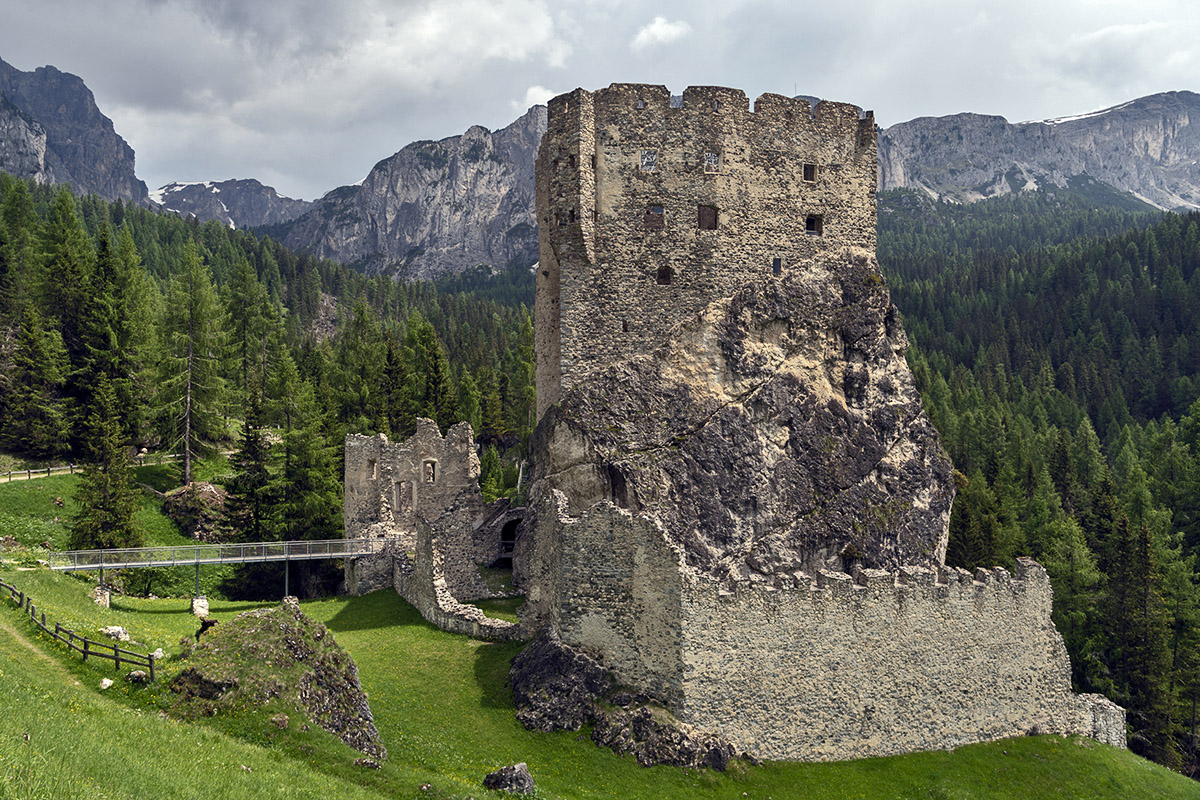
{"left": 40, "top": 611, "right": 45, "bottom": 628}
{"left": 82, "top": 638, "right": 89, "bottom": 662}
{"left": 114, "top": 646, "right": 120, "bottom": 673}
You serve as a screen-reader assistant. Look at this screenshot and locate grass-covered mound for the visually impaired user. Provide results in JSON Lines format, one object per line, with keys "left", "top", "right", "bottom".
{"left": 169, "top": 597, "right": 385, "bottom": 761}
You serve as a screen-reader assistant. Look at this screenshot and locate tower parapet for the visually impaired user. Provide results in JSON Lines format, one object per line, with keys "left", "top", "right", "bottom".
{"left": 534, "top": 83, "right": 877, "bottom": 418}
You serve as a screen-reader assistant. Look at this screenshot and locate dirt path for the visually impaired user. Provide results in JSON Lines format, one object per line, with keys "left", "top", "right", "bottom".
{"left": 0, "top": 609, "right": 82, "bottom": 686}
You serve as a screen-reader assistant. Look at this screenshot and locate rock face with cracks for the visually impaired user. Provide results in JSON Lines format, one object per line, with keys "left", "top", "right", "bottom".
{"left": 528, "top": 248, "right": 953, "bottom": 586}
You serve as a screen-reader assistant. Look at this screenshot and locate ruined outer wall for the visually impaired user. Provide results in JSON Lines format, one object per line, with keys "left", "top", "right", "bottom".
{"left": 535, "top": 84, "right": 878, "bottom": 418}
{"left": 535, "top": 495, "right": 686, "bottom": 705}
{"left": 344, "top": 420, "right": 480, "bottom": 538}
{"left": 677, "top": 559, "right": 1126, "bottom": 760}
{"left": 393, "top": 518, "right": 524, "bottom": 642}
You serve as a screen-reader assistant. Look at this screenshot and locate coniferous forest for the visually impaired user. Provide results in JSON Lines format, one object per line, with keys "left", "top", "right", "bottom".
{"left": 2, "top": 173, "right": 1200, "bottom": 775}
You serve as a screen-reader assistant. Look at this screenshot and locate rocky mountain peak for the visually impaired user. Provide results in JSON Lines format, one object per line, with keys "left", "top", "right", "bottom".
{"left": 0, "top": 57, "right": 146, "bottom": 203}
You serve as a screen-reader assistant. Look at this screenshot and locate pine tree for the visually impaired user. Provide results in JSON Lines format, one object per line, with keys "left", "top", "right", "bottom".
{"left": 1105, "top": 515, "right": 1178, "bottom": 767}
{"left": 271, "top": 356, "right": 340, "bottom": 542}
{"left": 157, "top": 242, "right": 227, "bottom": 485}
{"left": 224, "top": 379, "right": 272, "bottom": 542}
{"left": 71, "top": 373, "right": 141, "bottom": 550}
{"left": 3, "top": 305, "right": 70, "bottom": 458}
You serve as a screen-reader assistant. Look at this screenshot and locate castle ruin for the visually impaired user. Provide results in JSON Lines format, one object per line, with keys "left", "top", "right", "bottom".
{"left": 519, "top": 83, "right": 1126, "bottom": 761}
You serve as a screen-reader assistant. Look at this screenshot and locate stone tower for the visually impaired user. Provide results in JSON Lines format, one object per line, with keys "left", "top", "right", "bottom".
{"left": 534, "top": 83, "right": 878, "bottom": 418}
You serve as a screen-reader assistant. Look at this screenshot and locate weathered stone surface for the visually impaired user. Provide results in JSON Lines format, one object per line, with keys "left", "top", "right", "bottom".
{"left": 163, "top": 482, "right": 228, "bottom": 543}
{"left": 342, "top": 421, "right": 524, "bottom": 641}
{"left": 0, "top": 57, "right": 147, "bottom": 203}
{"left": 169, "top": 599, "right": 386, "bottom": 760}
{"left": 191, "top": 597, "right": 209, "bottom": 618}
{"left": 510, "top": 631, "right": 611, "bottom": 732}
{"left": 150, "top": 178, "right": 313, "bottom": 228}
{"left": 125, "top": 670, "right": 149, "bottom": 684}
{"left": 515, "top": 83, "right": 1126, "bottom": 764}
{"left": 482, "top": 762, "right": 534, "bottom": 795}
{"left": 510, "top": 632, "right": 736, "bottom": 769}
{"left": 99, "top": 625, "right": 129, "bottom": 642}
{"left": 533, "top": 252, "right": 952, "bottom": 580}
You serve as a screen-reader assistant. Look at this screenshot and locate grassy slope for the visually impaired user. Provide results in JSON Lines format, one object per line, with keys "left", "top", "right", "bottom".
{"left": 0, "top": 474, "right": 1195, "bottom": 799}
{"left": 0, "top": 566, "right": 1195, "bottom": 800}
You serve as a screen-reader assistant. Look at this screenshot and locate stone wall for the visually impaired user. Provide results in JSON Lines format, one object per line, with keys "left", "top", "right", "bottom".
{"left": 393, "top": 517, "right": 523, "bottom": 642}
{"left": 535, "top": 84, "right": 878, "bottom": 418}
{"left": 532, "top": 494, "right": 1125, "bottom": 760}
{"left": 344, "top": 420, "right": 481, "bottom": 540}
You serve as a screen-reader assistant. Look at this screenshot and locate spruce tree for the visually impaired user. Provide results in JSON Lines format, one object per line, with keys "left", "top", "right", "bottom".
{"left": 224, "top": 378, "right": 272, "bottom": 542}
{"left": 3, "top": 305, "right": 70, "bottom": 458}
{"left": 71, "top": 373, "right": 141, "bottom": 550}
{"left": 158, "top": 242, "right": 227, "bottom": 484}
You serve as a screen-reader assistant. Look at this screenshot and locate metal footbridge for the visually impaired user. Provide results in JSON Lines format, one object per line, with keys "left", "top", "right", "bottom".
{"left": 44, "top": 537, "right": 391, "bottom": 598}
{"left": 46, "top": 537, "right": 388, "bottom": 572}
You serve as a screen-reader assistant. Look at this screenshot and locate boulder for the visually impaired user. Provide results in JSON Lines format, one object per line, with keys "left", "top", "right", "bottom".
{"left": 482, "top": 763, "right": 534, "bottom": 795}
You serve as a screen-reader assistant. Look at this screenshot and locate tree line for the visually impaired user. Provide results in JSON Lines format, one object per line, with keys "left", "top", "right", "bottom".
{"left": 0, "top": 175, "right": 536, "bottom": 567}
{"left": 879, "top": 187, "right": 1199, "bottom": 774}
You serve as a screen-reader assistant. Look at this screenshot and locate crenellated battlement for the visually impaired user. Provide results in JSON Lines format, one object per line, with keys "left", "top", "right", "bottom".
{"left": 532, "top": 492, "right": 1126, "bottom": 762}
{"left": 534, "top": 83, "right": 878, "bottom": 418}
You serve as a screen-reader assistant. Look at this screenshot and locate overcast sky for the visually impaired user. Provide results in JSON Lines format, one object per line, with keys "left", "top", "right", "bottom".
{"left": 2, "top": 0, "right": 1197, "bottom": 200}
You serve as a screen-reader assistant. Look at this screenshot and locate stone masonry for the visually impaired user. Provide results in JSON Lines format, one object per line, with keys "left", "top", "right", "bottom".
{"left": 343, "top": 420, "right": 521, "bottom": 641}
{"left": 521, "top": 84, "right": 1126, "bottom": 762}
{"left": 535, "top": 84, "right": 877, "bottom": 418}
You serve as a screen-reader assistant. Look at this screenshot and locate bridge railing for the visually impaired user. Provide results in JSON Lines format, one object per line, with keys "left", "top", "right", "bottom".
{"left": 46, "top": 537, "right": 391, "bottom": 571}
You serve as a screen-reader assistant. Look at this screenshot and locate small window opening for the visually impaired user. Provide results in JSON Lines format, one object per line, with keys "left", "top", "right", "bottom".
{"left": 569, "top": 154, "right": 577, "bottom": 168}
{"left": 643, "top": 204, "right": 665, "bottom": 230}
{"left": 803, "top": 163, "right": 817, "bottom": 182}
{"left": 656, "top": 266, "right": 673, "bottom": 285}
{"left": 394, "top": 481, "right": 413, "bottom": 515}
{"left": 552, "top": 158, "right": 560, "bottom": 172}
{"left": 704, "top": 152, "right": 721, "bottom": 173}
{"left": 621, "top": 319, "right": 629, "bottom": 333}
{"left": 424, "top": 461, "right": 437, "bottom": 484}
{"left": 367, "top": 459, "right": 377, "bottom": 480}
{"left": 772, "top": 257, "right": 782, "bottom": 276}
{"left": 640, "top": 149, "right": 657, "bottom": 172}
{"left": 568, "top": 209, "right": 576, "bottom": 223}
{"left": 698, "top": 205, "right": 718, "bottom": 230}
{"left": 564, "top": 100, "right": 570, "bottom": 112}
{"left": 714, "top": 99, "right": 720, "bottom": 111}
{"left": 806, "top": 215, "right": 823, "bottom": 236}
{"left": 636, "top": 98, "right": 645, "bottom": 109}
{"left": 591, "top": 154, "right": 596, "bottom": 169}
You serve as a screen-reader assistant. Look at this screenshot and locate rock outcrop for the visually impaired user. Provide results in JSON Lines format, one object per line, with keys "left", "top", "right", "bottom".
{"left": 879, "top": 91, "right": 1200, "bottom": 209}
{"left": 283, "top": 105, "right": 546, "bottom": 279}
{"left": 528, "top": 248, "right": 952, "bottom": 582}
{"left": 150, "top": 178, "right": 313, "bottom": 228}
{"left": 0, "top": 95, "right": 48, "bottom": 183}
{"left": 169, "top": 597, "right": 385, "bottom": 760}
{"left": 0, "top": 58, "right": 146, "bottom": 203}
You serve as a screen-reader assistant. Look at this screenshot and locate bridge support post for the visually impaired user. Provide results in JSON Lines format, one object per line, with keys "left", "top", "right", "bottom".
{"left": 195, "top": 563, "right": 200, "bottom": 598}
{"left": 284, "top": 559, "right": 290, "bottom": 598}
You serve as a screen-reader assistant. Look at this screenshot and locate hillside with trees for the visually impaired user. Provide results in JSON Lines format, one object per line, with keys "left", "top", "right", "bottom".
{"left": 0, "top": 175, "right": 535, "bottom": 586}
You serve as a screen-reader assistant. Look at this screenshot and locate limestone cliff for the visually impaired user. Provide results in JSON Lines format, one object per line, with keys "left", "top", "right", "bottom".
{"left": 283, "top": 106, "right": 546, "bottom": 279}
{"left": 150, "top": 178, "right": 314, "bottom": 229}
{"left": 0, "top": 58, "right": 147, "bottom": 203}
{"left": 0, "top": 95, "right": 47, "bottom": 183}
{"left": 529, "top": 248, "right": 952, "bottom": 581}
{"left": 879, "top": 91, "right": 1200, "bottom": 209}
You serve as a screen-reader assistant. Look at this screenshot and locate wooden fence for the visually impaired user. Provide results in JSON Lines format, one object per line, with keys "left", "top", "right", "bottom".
{"left": 0, "top": 452, "right": 187, "bottom": 483}
{"left": 0, "top": 579, "right": 156, "bottom": 681}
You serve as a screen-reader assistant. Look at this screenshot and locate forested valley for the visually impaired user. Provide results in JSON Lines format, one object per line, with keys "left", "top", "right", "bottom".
{"left": 2, "top": 173, "right": 1200, "bottom": 775}
{"left": 0, "top": 175, "right": 536, "bottom": 589}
